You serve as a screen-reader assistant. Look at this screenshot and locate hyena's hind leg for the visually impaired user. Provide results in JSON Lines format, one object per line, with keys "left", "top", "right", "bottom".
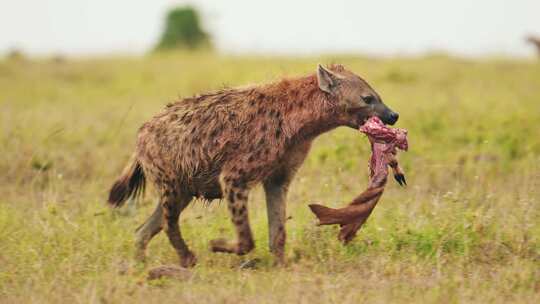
{"left": 210, "top": 173, "right": 255, "bottom": 255}
{"left": 134, "top": 200, "right": 163, "bottom": 262}
{"left": 160, "top": 188, "right": 197, "bottom": 268}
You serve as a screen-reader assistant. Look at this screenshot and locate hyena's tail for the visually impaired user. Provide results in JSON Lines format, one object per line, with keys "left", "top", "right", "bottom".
{"left": 107, "top": 157, "right": 145, "bottom": 208}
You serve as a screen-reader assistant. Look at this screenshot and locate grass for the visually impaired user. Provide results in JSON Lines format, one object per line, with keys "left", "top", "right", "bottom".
{"left": 0, "top": 52, "right": 539, "bottom": 303}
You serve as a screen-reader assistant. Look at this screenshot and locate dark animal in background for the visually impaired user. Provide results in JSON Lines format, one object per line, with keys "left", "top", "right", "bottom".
{"left": 107, "top": 64, "right": 399, "bottom": 267}
{"left": 526, "top": 35, "right": 540, "bottom": 56}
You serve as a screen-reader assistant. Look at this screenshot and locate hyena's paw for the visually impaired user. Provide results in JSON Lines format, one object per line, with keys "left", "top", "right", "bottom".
{"left": 134, "top": 247, "right": 148, "bottom": 264}
{"left": 180, "top": 251, "right": 198, "bottom": 268}
{"left": 210, "top": 238, "right": 254, "bottom": 255}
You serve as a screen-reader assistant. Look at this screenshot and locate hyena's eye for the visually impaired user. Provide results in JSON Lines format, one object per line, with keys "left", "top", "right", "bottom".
{"left": 362, "top": 95, "right": 375, "bottom": 105}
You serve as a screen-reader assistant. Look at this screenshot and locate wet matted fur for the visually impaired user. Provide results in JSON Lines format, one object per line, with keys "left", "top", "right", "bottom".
{"left": 107, "top": 64, "right": 399, "bottom": 267}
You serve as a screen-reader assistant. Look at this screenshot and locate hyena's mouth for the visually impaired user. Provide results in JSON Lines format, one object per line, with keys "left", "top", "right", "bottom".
{"left": 358, "top": 114, "right": 371, "bottom": 127}
{"left": 348, "top": 109, "right": 373, "bottom": 129}
{"left": 351, "top": 114, "right": 370, "bottom": 129}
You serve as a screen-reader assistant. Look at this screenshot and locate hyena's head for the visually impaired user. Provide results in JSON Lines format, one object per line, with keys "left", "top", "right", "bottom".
{"left": 316, "top": 64, "right": 399, "bottom": 128}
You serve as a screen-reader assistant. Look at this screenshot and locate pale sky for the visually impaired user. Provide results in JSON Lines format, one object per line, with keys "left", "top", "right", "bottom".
{"left": 1, "top": 0, "right": 539, "bottom": 57}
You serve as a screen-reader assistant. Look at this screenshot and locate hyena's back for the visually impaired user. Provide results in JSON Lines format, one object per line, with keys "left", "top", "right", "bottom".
{"left": 135, "top": 87, "right": 289, "bottom": 199}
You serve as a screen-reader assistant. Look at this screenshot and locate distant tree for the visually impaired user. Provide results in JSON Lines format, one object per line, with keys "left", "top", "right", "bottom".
{"left": 155, "top": 7, "right": 211, "bottom": 51}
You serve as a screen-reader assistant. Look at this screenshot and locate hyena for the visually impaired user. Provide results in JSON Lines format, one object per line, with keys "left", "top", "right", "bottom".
{"left": 108, "top": 64, "right": 399, "bottom": 267}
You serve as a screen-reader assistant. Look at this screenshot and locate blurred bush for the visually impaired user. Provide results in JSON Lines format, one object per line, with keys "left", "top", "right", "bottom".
{"left": 155, "top": 6, "right": 212, "bottom": 51}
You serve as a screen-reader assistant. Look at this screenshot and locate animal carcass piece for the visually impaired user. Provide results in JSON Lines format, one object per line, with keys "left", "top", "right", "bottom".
{"left": 309, "top": 116, "right": 408, "bottom": 243}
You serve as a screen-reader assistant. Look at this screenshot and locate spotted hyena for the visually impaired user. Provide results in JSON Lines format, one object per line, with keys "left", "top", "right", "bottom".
{"left": 108, "top": 64, "right": 399, "bottom": 267}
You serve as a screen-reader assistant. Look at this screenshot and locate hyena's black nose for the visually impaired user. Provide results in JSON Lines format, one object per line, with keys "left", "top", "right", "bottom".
{"left": 387, "top": 111, "right": 399, "bottom": 125}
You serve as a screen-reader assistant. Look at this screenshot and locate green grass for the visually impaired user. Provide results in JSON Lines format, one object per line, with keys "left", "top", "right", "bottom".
{"left": 0, "top": 52, "right": 539, "bottom": 303}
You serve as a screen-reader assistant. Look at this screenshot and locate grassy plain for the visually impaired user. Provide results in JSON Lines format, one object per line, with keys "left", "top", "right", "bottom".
{"left": 0, "top": 52, "right": 539, "bottom": 303}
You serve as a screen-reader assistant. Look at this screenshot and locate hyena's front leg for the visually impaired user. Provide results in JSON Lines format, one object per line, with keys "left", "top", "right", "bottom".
{"left": 263, "top": 175, "right": 288, "bottom": 264}
{"left": 263, "top": 169, "right": 301, "bottom": 263}
{"left": 210, "top": 174, "right": 255, "bottom": 255}
{"left": 263, "top": 141, "right": 311, "bottom": 263}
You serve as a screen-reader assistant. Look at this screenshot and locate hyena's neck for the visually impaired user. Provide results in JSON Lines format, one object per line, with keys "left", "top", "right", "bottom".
{"left": 283, "top": 108, "right": 341, "bottom": 144}
{"left": 274, "top": 75, "right": 341, "bottom": 143}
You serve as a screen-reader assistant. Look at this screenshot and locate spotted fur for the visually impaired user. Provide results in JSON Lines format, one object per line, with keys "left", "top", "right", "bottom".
{"left": 107, "top": 64, "right": 397, "bottom": 267}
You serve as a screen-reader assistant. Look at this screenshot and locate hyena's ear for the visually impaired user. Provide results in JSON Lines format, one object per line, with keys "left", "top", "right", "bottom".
{"left": 317, "top": 64, "right": 339, "bottom": 94}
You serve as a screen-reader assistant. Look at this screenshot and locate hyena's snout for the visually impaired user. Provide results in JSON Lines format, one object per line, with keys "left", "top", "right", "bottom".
{"left": 383, "top": 110, "right": 399, "bottom": 125}
{"left": 375, "top": 103, "right": 399, "bottom": 125}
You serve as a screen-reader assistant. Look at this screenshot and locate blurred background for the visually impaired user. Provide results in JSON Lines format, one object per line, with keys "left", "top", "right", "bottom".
{"left": 1, "top": 0, "right": 540, "bottom": 57}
